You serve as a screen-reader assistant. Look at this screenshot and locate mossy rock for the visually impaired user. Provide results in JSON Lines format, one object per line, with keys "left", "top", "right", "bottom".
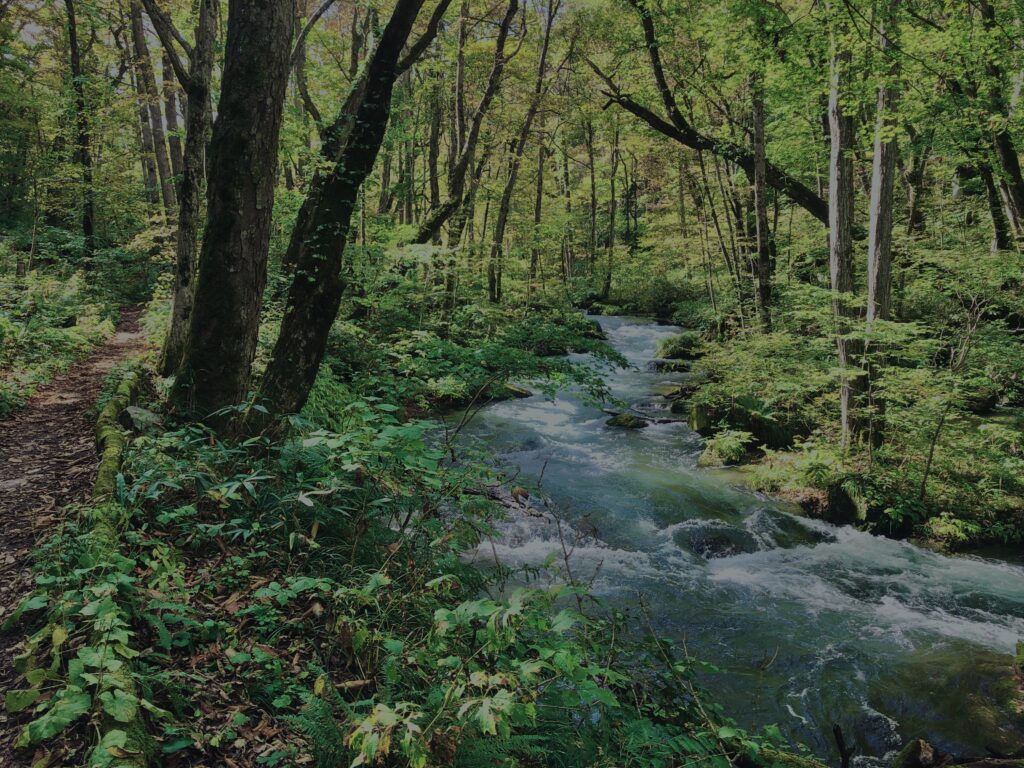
{"left": 606, "top": 412, "right": 649, "bottom": 429}
{"left": 689, "top": 403, "right": 715, "bottom": 434}
{"left": 891, "top": 739, "right": 938, "bottom": 768}
{"left": 696, "top": 448, "right": 723, "bottom": 467}
{"left": 656, "top": 331, "right": 705, "bottom": 360}
{"left": 687, "top": 401, "right": 796, "bottom": 449}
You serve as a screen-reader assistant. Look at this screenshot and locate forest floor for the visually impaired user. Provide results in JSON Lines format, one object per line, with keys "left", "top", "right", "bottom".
{"left": 0, "top": 307, "right": 147, "bottom": 765}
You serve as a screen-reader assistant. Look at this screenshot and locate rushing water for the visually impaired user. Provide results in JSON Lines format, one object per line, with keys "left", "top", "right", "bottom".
{"left": 460, "top": 316, "right": 1024, "bottom": 762}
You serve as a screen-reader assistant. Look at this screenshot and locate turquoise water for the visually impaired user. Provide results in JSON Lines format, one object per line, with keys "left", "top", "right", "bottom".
{"left": 461, "top": 316, "right": 1024, "bottom": 762}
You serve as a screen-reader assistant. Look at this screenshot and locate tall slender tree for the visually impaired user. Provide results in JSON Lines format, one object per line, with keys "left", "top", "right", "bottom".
{"left": 828, "top": 3, "right": 859, "bottom": 444}
{"left": 64, "top": 0, "right": 96, "bottom": 253}
{"left": 130, "top": 0, "right": 176, "bottom": 216}
{"left": 256, "top": 0, "right": 438, "bottom": 419}
{"left": 866, "top": 0, "right": 901, "bottom": 323}
{"left": 144, "top": 0, "right": 218, "bottom": 376}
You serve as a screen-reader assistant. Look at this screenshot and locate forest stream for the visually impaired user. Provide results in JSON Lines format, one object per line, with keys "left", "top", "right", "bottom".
{"left": 462, "top": 316, "right": 1024, "bottom": 763}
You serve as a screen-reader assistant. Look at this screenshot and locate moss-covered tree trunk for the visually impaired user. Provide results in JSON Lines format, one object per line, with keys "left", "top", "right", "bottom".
{"left": 162, "top": 53, "right": 184, "bottom": 181}
{"left": 255, "top": 0, "right": 428, "bottom": 419}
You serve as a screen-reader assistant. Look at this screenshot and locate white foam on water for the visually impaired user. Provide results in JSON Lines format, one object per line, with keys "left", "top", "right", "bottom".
{"left": 706, "top": 523, "right": 1024, "bottom": 652}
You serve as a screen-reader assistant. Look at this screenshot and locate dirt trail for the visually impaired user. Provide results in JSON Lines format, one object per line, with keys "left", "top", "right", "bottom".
{"left": 0, "top": 308, "right": 148, "bottom": 763}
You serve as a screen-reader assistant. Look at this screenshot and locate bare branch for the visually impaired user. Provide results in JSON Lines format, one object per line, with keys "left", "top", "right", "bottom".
{"left": 396, "top": 0, "right": 455, "bottom": 75}
{"left": 290, "top": 0, "right": 341, "bottom": 69}
{"left": 140, "top": 0, "right": 192, "bottom": 88}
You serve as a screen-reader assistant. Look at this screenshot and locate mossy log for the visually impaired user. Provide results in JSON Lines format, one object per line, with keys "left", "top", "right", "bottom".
{"left": 88, "top": 370, "right": 152, "bottom": 768}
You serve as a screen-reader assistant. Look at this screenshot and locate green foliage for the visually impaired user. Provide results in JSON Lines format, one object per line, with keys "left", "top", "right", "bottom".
{"left": 700, "top": 429, "right": 755, "bottom": 466}
{"left": 695, "top": 274, "right": 1024, "bottom": 545}
{"left": 657, "top": 330, "right": 706, "bottom": 360}
{"left": 287, "top": 258, "right": 627, "bottom": 413}
{"left": 0, "top": 268, "right": 115, "bottom": 416}
{"left": 689, "top": 325, "right": 836, "bottom": 448}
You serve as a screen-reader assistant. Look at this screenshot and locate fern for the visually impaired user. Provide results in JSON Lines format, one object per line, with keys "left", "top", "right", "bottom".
{"left": 288, "top": 694, "right": 348, "bottom": 768}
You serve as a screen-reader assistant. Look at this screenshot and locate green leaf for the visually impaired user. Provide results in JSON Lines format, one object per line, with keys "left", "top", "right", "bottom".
{"left": 99, "top": 689, "right": 138, "bottom": 723}
{"left": 23, "top": 691, "right": 92, "bottom": 744}
{"left": 160, "top": 736, "right": 195, "bottom": 754}
{"left": 89, "top": 729, "right": 127, "bottom": 768}
{"left": 5, "top": 689, "right": 40, "bottom": 713}
{"left": 717, "top": 726, "right": 739, "bottom": 740}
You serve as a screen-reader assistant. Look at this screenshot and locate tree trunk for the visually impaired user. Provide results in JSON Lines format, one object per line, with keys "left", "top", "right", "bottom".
{"left": 427, "top": 71, "right": 442, "bottom": 243}
{"left": 172, "top": 0, "right": 295, "bottom": 417}
{"left": 980, "top": 0, "right": 1024, "bottom": 241}
{"left": 131, "top": 63, "right": 160, "bottom": 206}
{"left": 65, "top": 0, "right": 96, "bottom": 254}
{"left": 255, "top": 0, "right": 427, "bottom": 419}
{"left": 902, "top": 126, "right": 930, "bottom": 236}
{"left": 150, "top": 0, "right": 217, "bottom": 376}
{"left": 600, "top": 128, "right": 619, "bottom": 301}
{"left": 454, "top": 0, "right": 468, "bottom": 153}
{"left": 451, "top": 144, "right": 490, "bottom": 246}
{"left": 981, "top": 164, "right": 1013, "bottom": 251}
{"left": 162, "top": 53, "right": 183, "bottom": 181}
{"left": 866, "top": 0, "right": 900, "bottom": 323}
{"left": 414, "top": 0, "right": 519, "bottom": 244}
{"left": 828, "top": 9, "right": 861, "bottom": 444}
{"left": 130, "top": 0, "right": 176, "bottom": 216}
{"left": 751, "top": 70, "right": 772, "bottom": 331}
{"left": 676, "top": 153, "right": 687, "bottom": 240}
{"left": 585, "top": 120, "right": 597, "bottom": 265}
{"left": 378, "top": 152, "right": 393, "bottom": 214}
{"left": 530, "top": 125, "right": 545, "bottom": 285}
{"left": 561, "top": 146, "right": 574, "bottom": 281}
{"left": 349, "top": 6, "right": 363, "bottom": 80}
{"left": 486, "top": 0, "right": 557, "bottom": 302}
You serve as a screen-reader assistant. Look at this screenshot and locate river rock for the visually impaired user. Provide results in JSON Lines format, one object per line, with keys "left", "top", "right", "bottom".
{"left": 647, "top": 358, "right": 690, "bottom": 373}
{"left": 673, "top": 523, "right": 759, "bottom": 558}
{"left": 892, "top": 739, "right": 938, "bottom": 768}
{"left": 779, "top": 483, "right": 861, "bottom": 526}
{"left": 606, "top": 412, "right": 649, "bottom": 429}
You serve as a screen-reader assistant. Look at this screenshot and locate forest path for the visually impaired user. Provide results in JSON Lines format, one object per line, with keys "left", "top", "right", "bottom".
{"left": 0, "top": 308, "right": 148, "bottom": 763}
